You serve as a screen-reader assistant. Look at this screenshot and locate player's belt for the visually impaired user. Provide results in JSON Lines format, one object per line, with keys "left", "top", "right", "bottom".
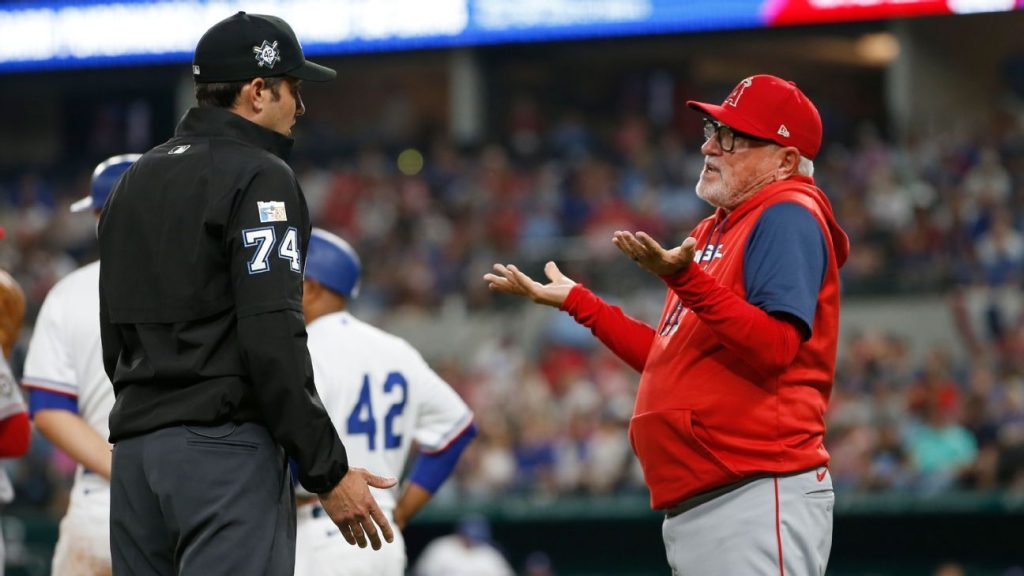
{"left": 663, "top": 467, "right": 823, "bottom": 519}
{"left": 664, "top": 474, "right": 769, "bottom": 519}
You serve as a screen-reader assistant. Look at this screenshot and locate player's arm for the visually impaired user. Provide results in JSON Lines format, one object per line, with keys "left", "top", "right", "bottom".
{"left": 32, "top": 401, "right": 111, "bottom": 478}
{"left": 34, "top": 411, "right": 109, "bottom": 477}
{"left": 23, "top": 284, "right": 111, "bottom": 474}
{"left": 392, "top": 484, "right": 430, "bottom": 532}
{"left": 394, "top": 353, "right": 478, "bottom": 529}
{"left": 394, "top": 422, "right": 477, "bottom": 530}
{"left": 659, "top": 203, "right": 826, "bottom": 378}
{"left": 484, "top": 262, "right": 655, "bottom": 372}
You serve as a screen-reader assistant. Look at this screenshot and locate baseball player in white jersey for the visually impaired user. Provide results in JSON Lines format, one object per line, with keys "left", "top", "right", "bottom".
{"left": 413, "top": 515, "right": 515, "bottom": 576}
{"left": 0, "top": 267, "right": 31, "bottom": 576}
{"left": 295, "top": 228, "right": 477, "bottom": 576}
{"left": 21, "top": 155, "right": 139, "bottom": 576}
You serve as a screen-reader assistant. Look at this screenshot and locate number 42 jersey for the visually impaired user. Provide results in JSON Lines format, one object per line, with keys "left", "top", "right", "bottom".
{"left": 304, "top": 311, "right": 474, "bottom": 510}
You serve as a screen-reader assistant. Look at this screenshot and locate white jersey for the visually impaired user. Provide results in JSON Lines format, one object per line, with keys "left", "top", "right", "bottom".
{"left": 23, "top": 261, "right": 113, "bottom": 485}
{"left": 295, "top": 311, "right": 473, "bottom": 576}
{"left": 0, "top": 355, "right": 26, "bottom": 505}
{"left": 413, "top": 535, "right": 515, "bottom": 576}
{"left": 294, "top": 503, "right": 408, "bottom": 576}
{"left": 21, "top": 260, "right": 113, "bottom": 575}
{"left": 303, "top": 311, "right": 473, "bottom": 510}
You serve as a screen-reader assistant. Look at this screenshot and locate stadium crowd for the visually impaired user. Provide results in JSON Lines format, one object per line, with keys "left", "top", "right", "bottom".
{"left": 2, "top": 105, "right": 1024, "bottom": 516}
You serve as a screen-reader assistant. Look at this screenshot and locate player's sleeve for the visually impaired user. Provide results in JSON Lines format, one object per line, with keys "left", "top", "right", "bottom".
{"left": 408, "top": 350, "right": 474, "bottom": 452}
{"left": 408, "top": 423, "right": 476, "bottom": 493}
{"left": 228, "top": 166, "right": 348, "bottom": 494}
{"left": 22, "top": 287, "right": 80, "bottom": 417}
{"left": 406, "top": 349, "right": 476, "bottom": 493}
{"left": 743, "top": 202, "right": 827, "bottom": 339}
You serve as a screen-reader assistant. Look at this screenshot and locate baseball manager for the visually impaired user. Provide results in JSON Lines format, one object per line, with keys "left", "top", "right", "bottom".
{"left": 486, "top": 75, "right": 847, "bottom": 575}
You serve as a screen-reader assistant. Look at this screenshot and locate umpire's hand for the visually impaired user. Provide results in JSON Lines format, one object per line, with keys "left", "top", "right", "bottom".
{"left": 319, "top": 467, "right": 398, "bottom": 550}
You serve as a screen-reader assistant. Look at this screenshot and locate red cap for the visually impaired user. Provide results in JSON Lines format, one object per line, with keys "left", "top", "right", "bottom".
{"left": 687, "top": 75, "right": 823, "bottom": 160}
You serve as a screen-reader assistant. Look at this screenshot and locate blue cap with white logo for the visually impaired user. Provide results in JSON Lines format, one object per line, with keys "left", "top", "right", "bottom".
{"left": 70, "top": 154, "right": 141, "bottom": 213}
{"left": 304, "top": 228, "right": 362, "bottom": 299}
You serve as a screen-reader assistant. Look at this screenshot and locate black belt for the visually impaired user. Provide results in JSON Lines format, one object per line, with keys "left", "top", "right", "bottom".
{"left": 664, "top": 468, "right": 820, "bottom": 519}
{"left": 664, "top": 475, "right": 768, "bottom": 519}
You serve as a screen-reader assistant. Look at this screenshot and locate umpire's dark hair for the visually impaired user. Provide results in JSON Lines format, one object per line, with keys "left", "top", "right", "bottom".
{"left": 195, "top": 77, "right": 286, "bottom": 109}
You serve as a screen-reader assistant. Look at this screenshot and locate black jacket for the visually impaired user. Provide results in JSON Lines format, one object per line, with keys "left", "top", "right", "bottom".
{"left": 99, "top": 106, "right": 347, "bottom": 493}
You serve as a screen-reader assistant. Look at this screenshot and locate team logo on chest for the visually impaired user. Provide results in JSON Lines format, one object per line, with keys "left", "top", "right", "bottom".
{"left": 694, "top": 244, "right": 725, "bottom": 263}
{"left": 253, "top": 40, "right": 281, "bottom": 69}
{"left": 661, "top": 243, "right": 725, "bottom": 336}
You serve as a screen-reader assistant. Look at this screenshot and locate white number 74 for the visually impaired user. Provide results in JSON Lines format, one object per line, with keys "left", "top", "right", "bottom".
{"left": 242, "top": 227, "right": 300, "bottom": 274}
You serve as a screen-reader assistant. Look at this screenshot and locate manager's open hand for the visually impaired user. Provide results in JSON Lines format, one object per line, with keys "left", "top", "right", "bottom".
{"left": 319, "top": 467, "right": 398, "bottom": 550}
{"left": 483, "top": 261, "right": 575, "bottom": 308}
{"left": 613, "top": 231, "right": 697, "bottom": 276}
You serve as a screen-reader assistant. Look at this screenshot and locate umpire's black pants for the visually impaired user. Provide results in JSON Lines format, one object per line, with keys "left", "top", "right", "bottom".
{"left": 110, "top": 422, "right": 295, "bottom": 576}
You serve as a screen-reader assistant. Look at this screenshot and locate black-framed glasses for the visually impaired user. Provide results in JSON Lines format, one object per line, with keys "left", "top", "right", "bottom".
{"left": 702, "top": 118, "right": 774, "bottom": 152}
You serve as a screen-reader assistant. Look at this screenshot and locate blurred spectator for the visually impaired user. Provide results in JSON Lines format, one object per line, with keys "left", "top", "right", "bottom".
{"left": 412, "top": 514, "right": 514, "bottom": 576}
{"left": 522, "top": 551, "right": 555, "bottom": 576}
{"left": 975, "top": 211, "right": 1024, "bottom": 287}
{"left": 905, "top": 393, "right": 978, "bottom": 494}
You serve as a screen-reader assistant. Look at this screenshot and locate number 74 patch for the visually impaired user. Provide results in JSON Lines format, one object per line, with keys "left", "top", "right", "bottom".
{"left": 242, "top": 226, "right": 301, "bottom": 274}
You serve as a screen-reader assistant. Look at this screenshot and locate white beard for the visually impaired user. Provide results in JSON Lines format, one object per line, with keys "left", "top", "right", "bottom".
{"left": 695, "top": 175, "right": 732, "bottom": 209}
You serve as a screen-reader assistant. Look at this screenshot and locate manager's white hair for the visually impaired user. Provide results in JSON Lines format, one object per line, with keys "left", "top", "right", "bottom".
{"left": 797, "top": 156, "right": 815, "bottom": 178}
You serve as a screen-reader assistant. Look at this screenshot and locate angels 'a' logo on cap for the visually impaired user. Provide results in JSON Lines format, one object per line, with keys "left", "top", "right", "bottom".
{"left": 725, "top": 77, "right": 754, "bottom": 108}
{"left": 253, "top": 40, "right": 281, "bottom": 69}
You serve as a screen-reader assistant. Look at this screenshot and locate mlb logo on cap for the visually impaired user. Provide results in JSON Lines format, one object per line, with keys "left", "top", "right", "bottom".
{"left": 687, "top": 75, "right": 823, "bottom": 160}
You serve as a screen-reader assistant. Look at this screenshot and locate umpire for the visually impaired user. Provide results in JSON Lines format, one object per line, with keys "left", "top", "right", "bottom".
{"left": 98, "top": 12, "right": 394, "bottom": 576}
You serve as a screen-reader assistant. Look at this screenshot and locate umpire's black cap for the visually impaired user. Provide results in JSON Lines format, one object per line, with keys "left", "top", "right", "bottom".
{"left": 192, "top": 12, "right": 336, "bottom": 83}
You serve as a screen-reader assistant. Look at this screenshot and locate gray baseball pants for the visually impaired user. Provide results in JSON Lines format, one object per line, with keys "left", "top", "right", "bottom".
{"left": 110, "top": 422, "right": 295, "bottom": 576}
{"left": 662, "top": 468, "right": 834, "bottom": 576}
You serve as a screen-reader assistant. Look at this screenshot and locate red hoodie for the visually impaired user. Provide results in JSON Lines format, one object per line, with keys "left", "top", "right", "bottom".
{"left": 563, "top": 176, "right": 849, "bottom": 510}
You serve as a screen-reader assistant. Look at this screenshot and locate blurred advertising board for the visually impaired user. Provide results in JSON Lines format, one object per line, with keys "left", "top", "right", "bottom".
{"left": 0, "top": 0, "right": 1018, "bottom": 73}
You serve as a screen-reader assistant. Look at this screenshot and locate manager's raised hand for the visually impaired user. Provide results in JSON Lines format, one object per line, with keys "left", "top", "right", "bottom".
{"left": 483, "top": 261, "right": 576, "bottom": 308}
{"left": 612, "top": 231, "right": 697, "bottom": 276}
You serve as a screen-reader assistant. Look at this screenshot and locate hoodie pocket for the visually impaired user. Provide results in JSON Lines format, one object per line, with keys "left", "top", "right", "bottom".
{"left": 629, "top": 409, "right": 740, "bottom": 507}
